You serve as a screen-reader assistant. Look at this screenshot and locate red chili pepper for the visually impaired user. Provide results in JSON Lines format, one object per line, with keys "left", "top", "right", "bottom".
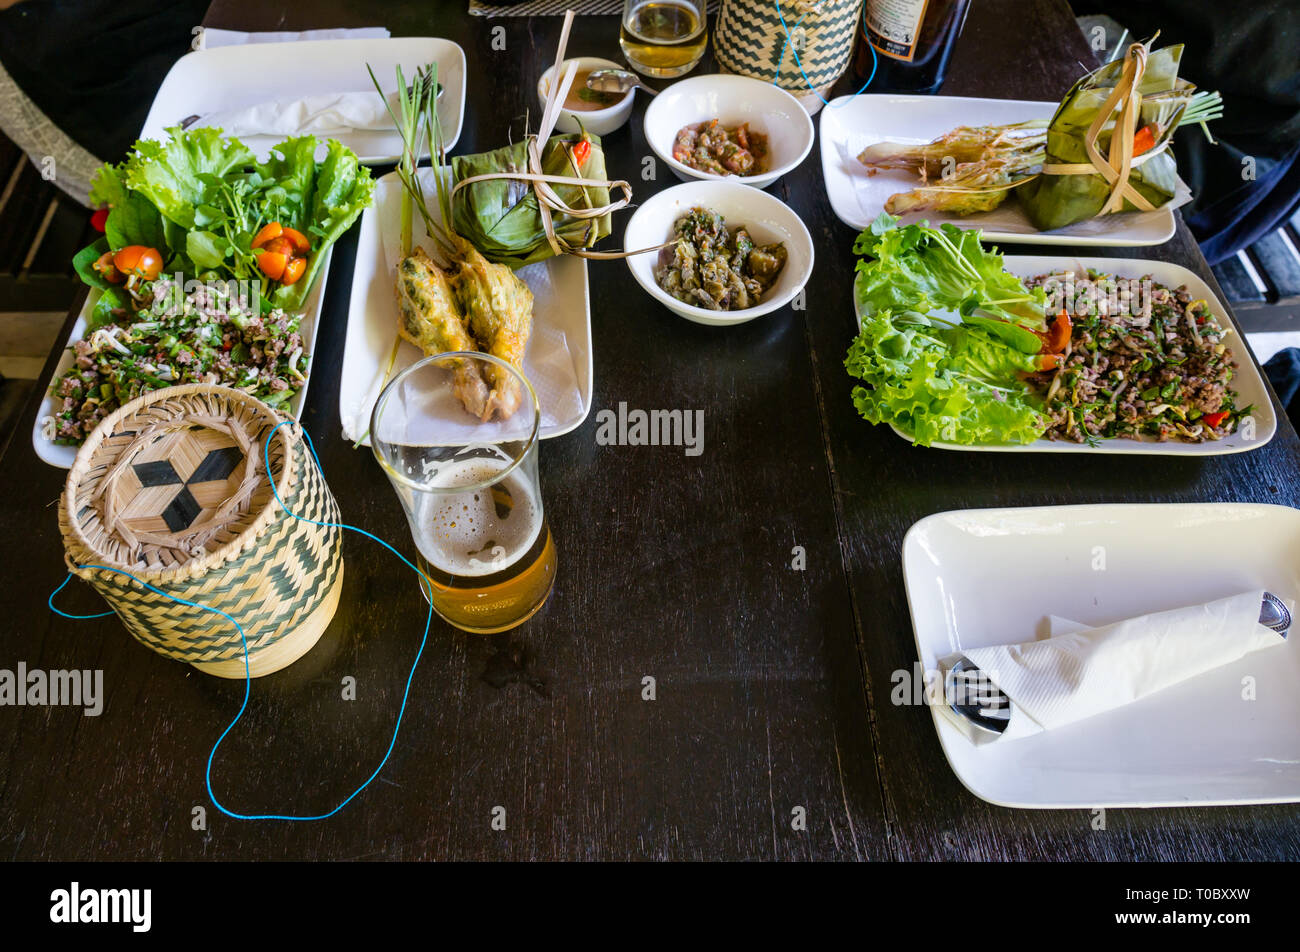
{"left": 1038, "top": 309, "right": 1072, "bottom": 354}
{"left": 571, "top": 138, "right": 591, "bottom": 168}
{"left": 90, "top": 208, "right": 109, "bottom": 232}
{"left": 1201, "top": 410, "right": 1230, "bottom": 428}
{"left": 1132, "top": 125, "right": 1157, "bottom": 156}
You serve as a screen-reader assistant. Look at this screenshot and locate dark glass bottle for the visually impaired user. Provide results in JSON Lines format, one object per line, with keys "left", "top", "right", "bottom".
{"left": 852, "top": 0, "right": 973, "bottom": 94}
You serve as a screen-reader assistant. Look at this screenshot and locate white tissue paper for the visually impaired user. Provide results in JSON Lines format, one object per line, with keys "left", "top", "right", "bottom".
{"left": 342, "top": 170, "right": 586, "bottom": 445}
{"left": 200, "top": 27, "right": 391, "bottom": 49}
{"left": 935, "top": 590, "right": 1290, "bottom": 745}
{"left": 192, "top": 91, "right": 402, "bottom": 138}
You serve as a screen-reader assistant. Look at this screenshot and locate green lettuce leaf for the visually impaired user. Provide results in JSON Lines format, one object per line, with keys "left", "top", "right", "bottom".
{"left": 267, "top": 138, "right": 375, "bottom": 312}
{"left": 854, "top": 213, "right": 1047, "bottom": 332}
{"left": 121, "top": 127, "right": 256, "bottom": 229}
{"left": 104, "top": 191, "right": 170, "bottom": 257}
{"left": 256, "top": 135, "right": 320, "bottom": 232}
{"left": 845, "top": 309, "right": 1045, "bottom": 446}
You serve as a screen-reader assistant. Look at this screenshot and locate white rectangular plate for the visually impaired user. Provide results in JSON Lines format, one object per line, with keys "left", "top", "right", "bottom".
{"left": 820, "top": 94, "right": 1177, "bottom": 246}
{"left": 862, "top": 255, "right": 1277, "bottom": 455}
{"left": 31, "top": 246, "right": 331, "bottom": 469}
{"left": 903, "top": 503, "right": 1300, "bottom": 808}
{"left": 337, "top": 171, "right": 593, "bottom": 444}
{"left": 140, "top": 37, "right": 466, "bottom": 162}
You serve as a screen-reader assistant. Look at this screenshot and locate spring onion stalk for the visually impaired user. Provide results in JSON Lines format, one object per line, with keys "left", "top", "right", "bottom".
{"left": 354, "top": 63, "right": 442, "bottom": 448}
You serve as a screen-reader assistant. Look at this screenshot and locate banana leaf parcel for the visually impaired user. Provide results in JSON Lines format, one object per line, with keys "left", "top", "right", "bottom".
{"left": 1018, "top": 43, "right": 1193, "bottom": 231}
{"left": 450, "top": 132, "right": 614, "bottom": 269}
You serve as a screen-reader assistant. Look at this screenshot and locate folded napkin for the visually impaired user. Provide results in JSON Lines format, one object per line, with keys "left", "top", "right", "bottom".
{"left": 200, "top": 28, "right": 391, "bottom": 49}
{"left": 935, "top": 590, "right": 1290, "bottom": 745}
{"left": 191, "top": 91, "right": 401, "bottom": 138}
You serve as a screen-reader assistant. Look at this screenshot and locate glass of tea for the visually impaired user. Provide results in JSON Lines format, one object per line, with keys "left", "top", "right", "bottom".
{"left": 620, "top": 0, "right": 708, "bottom": 78}
{"left": 371, "top": 353, "right": 557, "bottom": 634}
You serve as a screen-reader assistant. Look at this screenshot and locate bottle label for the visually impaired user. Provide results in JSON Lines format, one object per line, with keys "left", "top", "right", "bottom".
{"left": 866, "top": 0, "right": 930, "bottom": 62}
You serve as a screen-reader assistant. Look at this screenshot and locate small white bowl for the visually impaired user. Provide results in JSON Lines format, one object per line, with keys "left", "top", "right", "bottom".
{"left": 624, "top": 180, "right": 815, "bottom": 326}
{"left": 537, "top": 57, "right": 635, "bottom": 137}
{"left": 643, "top": 74, "right": 814, "bottom": 189}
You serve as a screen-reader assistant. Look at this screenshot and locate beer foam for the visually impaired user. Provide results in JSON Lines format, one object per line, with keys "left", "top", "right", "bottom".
{"left": 412, "top": 458, "right": 542, "bottom": 578}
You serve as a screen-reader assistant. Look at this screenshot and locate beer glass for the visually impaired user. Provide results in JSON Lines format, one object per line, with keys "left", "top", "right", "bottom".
{"left": 371, "top": 353, "right": 556, "bottom": 634}
{"left": 619, "top": 0, "right": 708, "bottom": 78}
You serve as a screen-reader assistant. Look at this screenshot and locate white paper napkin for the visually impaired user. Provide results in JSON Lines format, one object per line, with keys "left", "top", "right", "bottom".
{"left": 191, "top": 91, "right": 401, "bottom": 138}
{"left": 199, "top": 27, "right": 391, "bottom": 49}
{"left": 934, "top": 590, "right": 1290, "bottom": 745}
{"left": 342, "top": 170, "right": 585, "bottom": 444}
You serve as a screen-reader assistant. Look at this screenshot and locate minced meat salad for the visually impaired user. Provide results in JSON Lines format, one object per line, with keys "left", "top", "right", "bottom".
{"left": 1026, "top": 270, "right": 1249, "bottom": 444}
{"left": 44, "top": 278, "right": 307, "bottom": 445}
{"left": 672, "top": 120, "right": 769, "bottom": 176}
{"left": 655, "top": 206, "right": 787, "bottom": 311}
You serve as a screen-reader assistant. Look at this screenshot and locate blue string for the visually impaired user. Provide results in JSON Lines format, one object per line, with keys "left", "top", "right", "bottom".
{"left": 772, "top": 0, "right": 877, "bottom": 109}
{"left": 48, "top": 418, "right": 433, "bottom": 822}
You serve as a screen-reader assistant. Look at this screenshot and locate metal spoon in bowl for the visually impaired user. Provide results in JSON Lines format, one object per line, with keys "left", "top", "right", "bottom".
{"left": 586, "top": 68, "right": 657, "bottom": 98}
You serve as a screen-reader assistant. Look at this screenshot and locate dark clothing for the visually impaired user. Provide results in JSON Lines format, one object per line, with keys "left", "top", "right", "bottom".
{"left": 0, "top": 0, "right": 210, "bottom": 162}
{"left": 1265, "top": 347, "right": 1300, "bottom": 435}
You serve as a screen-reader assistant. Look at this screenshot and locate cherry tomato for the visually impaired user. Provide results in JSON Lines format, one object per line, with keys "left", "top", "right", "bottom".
{"left": 281, "top": 256, "right": 306, "bottom": 286}
{"left": 90, "top": 208, "right": 109, "bottom": 232}
{"left": 252, "top": 222, "right": 283, "bottom": 249}
{"left": 1035, "top": 353, "right": 1064, "bottom": 372}
{"left": 112, "top": 245, "right": 163, "bottom": 280}
{"left": 280, "top": 226, "right": 310, "bottom": 254}
{"left": 262, "top": 236, "right": 296, "bottom": 258}
{"left": 93, "top": 251, "right": 124, "bottom": 284}
{"left": 257, "top": 250, "right": 288, "bottom": 281}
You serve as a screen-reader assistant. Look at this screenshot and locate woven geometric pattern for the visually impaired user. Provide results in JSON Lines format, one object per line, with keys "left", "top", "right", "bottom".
{"left": 115, "top": 428, "right": 246, "bottom": 536}
{"left": 59, "top": 385, "right": 344, "bottom": 678}
{"left": 715, "top": 0, "right": 862, "bottom": 90}
{"left": 87, "top": 438, "right": 343, "bottom": 666}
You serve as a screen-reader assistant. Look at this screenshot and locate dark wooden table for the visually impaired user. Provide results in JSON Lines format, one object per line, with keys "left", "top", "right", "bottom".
{"left": 2, "top": 0, "right": 1298, "bottom": 861}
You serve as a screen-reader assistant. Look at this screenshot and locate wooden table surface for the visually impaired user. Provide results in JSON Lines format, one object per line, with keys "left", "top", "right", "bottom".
{"left": 2, "top": 0, "right": 1298, "bottom": 861}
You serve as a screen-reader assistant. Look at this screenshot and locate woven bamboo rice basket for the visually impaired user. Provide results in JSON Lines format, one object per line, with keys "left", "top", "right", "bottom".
{"left": 714, "top": 0, "right": 864, "bottom": 113}
{"left": 58, "top": 384, "right": 344, "bottom": 678}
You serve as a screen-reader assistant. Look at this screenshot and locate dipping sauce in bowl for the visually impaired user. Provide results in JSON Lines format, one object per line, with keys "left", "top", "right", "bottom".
{"left": 538, "top": 56, "right": 635, "bottom": 136}
{"left": 564, "top": 69, "right": 625, "bottom": 112}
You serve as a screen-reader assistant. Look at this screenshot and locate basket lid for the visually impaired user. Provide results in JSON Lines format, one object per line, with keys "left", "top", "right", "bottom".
{"left": 63, "top": 384, "right": 295, "bottom": 573}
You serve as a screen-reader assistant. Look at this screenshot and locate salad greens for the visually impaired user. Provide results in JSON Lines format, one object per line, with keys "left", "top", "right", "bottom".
{"left": 845, "top": 214, "right": 1050, "bottom": 446}
{"left": 80, "top": 127, "right": 374, "bottom": 323}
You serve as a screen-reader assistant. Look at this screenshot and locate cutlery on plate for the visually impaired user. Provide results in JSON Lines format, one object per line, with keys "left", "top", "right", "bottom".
{"left": 947, "top": 592, "right": 1291, "bottom": 736}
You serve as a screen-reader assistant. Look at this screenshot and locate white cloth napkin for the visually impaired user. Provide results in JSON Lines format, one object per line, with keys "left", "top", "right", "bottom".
{"left": 191, "top": 91, "right": 400, "bottom": 138}
{"left": 199, "top": 27, "right": 391, "bottom": 49}
{"left": 935, "top": 590, "right": 1290, "bottom": 745}
{"left": 342, "top": 169, "right": 585, "bottom": 444}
